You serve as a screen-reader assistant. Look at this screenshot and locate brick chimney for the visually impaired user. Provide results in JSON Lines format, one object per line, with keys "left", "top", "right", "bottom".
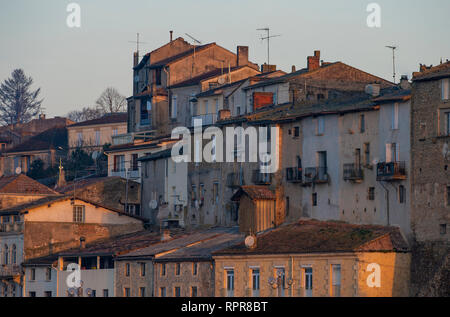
{"left": 307, "top": 50, "right": 321, "bottom": 72}
{"left": 400, "top": 75, "right": 411, "bottom": 90}
{"left": 261, "top": 64, "right": 277, "bottom": 73}
{"left": 237, "top": 46, "right": 249, "bottom": 67}
{"left": 218, "top": 109, "right": 231, "bottom": 120}
{"left": 170, "top": 30, "right": 173, "bottom": 42}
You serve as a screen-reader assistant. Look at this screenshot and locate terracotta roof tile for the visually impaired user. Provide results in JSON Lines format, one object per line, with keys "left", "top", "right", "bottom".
{"left": 0, "top": 174, "right": 59, "bottom": 195}
{"left": 231, "top": 186, "right": 276, "bottom": 201}
{"left": 68, "top": 113, "right": 127, "bottom": 128}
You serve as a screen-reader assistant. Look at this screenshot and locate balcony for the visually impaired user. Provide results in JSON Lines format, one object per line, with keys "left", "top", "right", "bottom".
{"left": 252, "top": 170, "right": 272, "bottom": 185}
{"left": 0, "top": 265, "right": 21, "bottom": 277}
{"left": 303, "top": 167, "right": 329, "bottom": 185}
{"left": 377, "top": 161, "right": 406, "bottom": 181}
{"left": 0, "top": 222, "right": 24, "bottom": 234}
{"left": 110, "top": 169, "right": 140, "bottom": 180}
{"left": 286, "top": 167, "right": 303, "bottom": 183}
{"left": 191, "top": 113, "right": 217, "bottom": 127}
{"left": 343, "top": 163, "right": 364, "bottom": 182}
{"left": 227, "top": 172, "right": 244, "bottom": 188}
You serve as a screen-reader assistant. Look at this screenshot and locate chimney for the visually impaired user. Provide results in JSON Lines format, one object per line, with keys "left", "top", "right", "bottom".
{"left": 218, "top": 109, "right": 231, "bottom": 120}
{"left": 170, "top": 30, "right": 173, "bottom": 42}
{"left": 39, "top": 114, "right": 46, "bottom": 120}
{"left": 161, "top": 230, "right": 172, "bottom": 242}
{"left": 400, "top": 75, "right": 411, "bottom": 90}
{"left": 307, "top": 50, "right": 321, "bottom": 72}
{"left": 365, "top": 84, "right": 381, "bottom": 97}
{"left": 261, "top": 64, "right": 277, "bottom": 73}
{"left": 237, "top": 46, "right": 249, "bottom": 67}
{"left": 291, "top": 65, "right": 296, "bottom": 73}
{"left": 133, "top": 52, "right": 139, "bottom": 68}
{"left": 79, "top": 237, "right": 86, "bottom": 249}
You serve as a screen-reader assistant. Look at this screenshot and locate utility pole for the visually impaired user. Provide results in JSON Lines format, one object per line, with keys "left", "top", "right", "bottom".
{"left": 386, "top": 45, "right": 397, "bottom": 84}
{"left": 129, "top": 33, "right": 147, "bottom": 60}
{"left": 257, "top": 28, "right": 281, "bottom": 65}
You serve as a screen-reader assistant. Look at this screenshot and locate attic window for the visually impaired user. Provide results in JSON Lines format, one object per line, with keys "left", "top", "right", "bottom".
{"left": 73, "top": 205, "right": 85, "bottom": 223}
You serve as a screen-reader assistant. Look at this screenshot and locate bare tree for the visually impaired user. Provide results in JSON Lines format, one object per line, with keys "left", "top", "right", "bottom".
{"left": 0, "top": 69, "right": 43, "bottom": 125}
{"left": 95, "top": 87, "right": 126, "bottom": 114}
{"left": 67, "top": 106, "right": 103, "bottom": 123}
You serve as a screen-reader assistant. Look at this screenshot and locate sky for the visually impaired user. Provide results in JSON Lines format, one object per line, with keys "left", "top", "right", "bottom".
{"left": 0, "top": 0, "right": 449, "bottom": 117}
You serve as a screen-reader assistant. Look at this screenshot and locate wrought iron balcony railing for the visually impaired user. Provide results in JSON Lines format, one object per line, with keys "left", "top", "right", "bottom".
{"left": 252, "top": 170, "right": 272, "bottom": 185}
{"left": 343, "top": 163, "right": 364, "bottom": 181}
{"left": 304, "top": 167, "right": 328, "bottom": 184}
{"left": 286, "top": 167, "right": 303, "bottom": 183}
{"left": 376, "top": 161, "right": 406, "bottom": 181}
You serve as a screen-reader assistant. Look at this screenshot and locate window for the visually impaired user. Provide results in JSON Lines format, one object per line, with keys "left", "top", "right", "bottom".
{"left": 446, "top": 112, "right": 450, "bottom": 136}
{"left": 252, "top": 269, "right": 260, "bottom": 297}
{"left": 30, "top": 268, "right": 36, "bottom": 281}
{"left": 124, "top": 288, "right": 130, "bottom": 297}
{"left": 91, "top": 290, "right": 96, "bottom": 297}
{"left": 226, "top": 270, "right": 234, "bottom": 297}
{"left": 191, "top": 286, "right": 198, "bottom": 297}
{"left": 29, "top": 292, "right": 36, "bottom": 297}
{"left": 304, "top": 267, "right": 313, "bottom": 297}
{"left": 140, "top": 263, "right": 146, "bottom": 276}
{"left": 331, "top": 264, "right": 341, "bottom": 297}
{"left": 4, "top": 244, "right": 8, "bottom": 265}
{"left": 176, "top": 263, "right": 181, "bottom": 276}
{"left": 442, "top": 78, "right": 450, "bottom": 100}
{"left": 275, "top": 268, "right": 286, "bottom": 297}
{"left": 440, "top": 224, "right": 447, "bottom": 235}
{"left": 95, "top": 130, "right": 100, "bottom": 146}
{"left": 114, "top": 155, "right": 125, "bottom": 172}
{"left": 44, "top": 291, "right": 52, "bottom": 297}
{"left": 317, "top": 117, "right": 325, "bottom": 135}
{"left": 391, "top": 103, "right": 399, "bottom": 130}
{"left": 174, "top": 287, "right": 181, "bottom": 297}
{"left": 213, "top": 182, "right": 219, "bottom": 205}
{"left": 294, "top": 126, "right": 300, "bottom": 137}
{"left": 193, "top": 263, "right": 198, "bottom": 276}
{"left": 11, "top": 244, "right": 16, "bottom": 264}
{"left": 103, "top": 289, "right": 109, "bottom": 297}
{"left": 160, "top": 287, "right": 166, "bottom": 297}
{"left": 360, "top": 114, "right": 366, "bottom": 133}
{"left": 386, "top": 143, "right": 399, "bottom": 163}
{"left": 171, "top": 95, "right": 178, "bottom": 119}
{"left": 364, "top": 143, "right": 370, "bottom": 166}
{"left": 161, "top": 263, "right": 166, "bottom": 276}
{"left": 140, "top": 100, "right": 149, "bottom": 125}
{"left": 286, "top": 197, "right": 290, "bottom": 217}
{"left": 46, "top": 267, "right": 52, "bottom": 281}
{"left": 73, "top": 205, "right": 85, "bottom": 223}
{"left": 113, "top": 129, "right": 118, "bottom": 137}
{"left": 125, "top": 263, "right": 130, "bottom": 277}
{"left": 368, "top": 187, "right": 375, "bottom": 201}
{"left": 447, "top": 186, "right": 450, "bottom": 206}
{"left": 312, "top": 193, "right": 317, "bottom": 206}
{"left": 139, "top": 287, "right": 146, "bottom": 297}
{"left": 77, "top": 132, "right": 83, "bottom": 146}
{"left": 155, "top": 68, "right": 162, "bottom": 86}
{"left": 399, "top": 185, "right": 406, "bottom": 204}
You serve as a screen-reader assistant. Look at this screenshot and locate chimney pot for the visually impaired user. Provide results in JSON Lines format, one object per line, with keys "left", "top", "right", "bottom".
{"left": 170, "top": 30, "right": 173, "bottom": 42}
{"left": 291, "top": 65, "right": 296, "bottom": 73}
{"left": 237, "top": 46, "right": 249, "bottom": 67}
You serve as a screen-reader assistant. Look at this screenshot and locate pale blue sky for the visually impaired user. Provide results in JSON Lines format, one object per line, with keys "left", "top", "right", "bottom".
{"left": 0, "top": 0, "right": 449, "bottom": 117}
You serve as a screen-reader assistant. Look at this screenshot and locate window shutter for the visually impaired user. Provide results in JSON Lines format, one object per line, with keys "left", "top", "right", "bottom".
{"left": 386, "top": 143, "right": 392, "bottom": 162}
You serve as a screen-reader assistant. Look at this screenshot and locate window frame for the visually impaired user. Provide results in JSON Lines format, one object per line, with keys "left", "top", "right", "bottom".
{"left": 72, "top": 205, "right": 85, "bottom": 223}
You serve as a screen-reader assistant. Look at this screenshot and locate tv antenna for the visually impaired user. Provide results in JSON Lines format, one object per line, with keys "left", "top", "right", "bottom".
{"left": 257, "top": 28, "right": 281, "bottom": 65}
{"left": 386, "top": 45, "right": 397, "bottom": 84}
{"left": 128, "top": 33, "right": 148, "bottom": 60}
{"left": 185, "top": 33, "right": 203, "bottom": 77}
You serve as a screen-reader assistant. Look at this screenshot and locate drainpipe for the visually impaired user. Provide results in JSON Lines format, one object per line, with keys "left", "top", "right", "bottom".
{"left": 379, "top": 182, "right": 390, "bottom": 226}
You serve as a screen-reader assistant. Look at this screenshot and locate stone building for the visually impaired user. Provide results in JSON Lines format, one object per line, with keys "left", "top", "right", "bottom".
{"left": 410, "top": 61, "right": 450, "bottom": 296}
{"left": 213, "top": 220, "right": 411, "bottom": 297}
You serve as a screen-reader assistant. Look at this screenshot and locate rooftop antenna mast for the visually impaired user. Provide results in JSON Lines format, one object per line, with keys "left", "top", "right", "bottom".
{"left": 185, "top": 33, "right": 203, "bottom": 77}
{"left": 129, "top": 33, "right": 148, "bottom": 60}
{"left": 257, "top": 28, "right": 281, "bottom": 65}
{"left": 386, "top": 45, "right": 397, "bottom": 84}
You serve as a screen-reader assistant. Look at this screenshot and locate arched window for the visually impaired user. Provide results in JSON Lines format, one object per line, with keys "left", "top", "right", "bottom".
{"left": 4, "top": 245, "right": 9, "bottom": 265}
{"left": 12, "top": 245, "right": 16, "bottom": 264}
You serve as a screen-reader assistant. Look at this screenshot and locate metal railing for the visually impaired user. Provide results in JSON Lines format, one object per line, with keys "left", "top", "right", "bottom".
{"left": 252, "top": 170, "right": 272, "bottom": 185}
{"left": 304, "top": 167, "right": 328, "bottom": 184}
{"left": 286, "top": 167, "right": 303, "bottom": 183}
{"left": 343, "top": 163, "right": 363, "bottom": 181}
{"left": 191, "top": 113, "right": 218, "bottom": 127}
{"left": 376, "top": 161, "right": 406, "bottom": 181}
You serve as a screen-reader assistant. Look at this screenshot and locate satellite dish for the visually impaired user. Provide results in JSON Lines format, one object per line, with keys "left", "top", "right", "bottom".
{"left": 149, "top": 200, "right": 158, "bottom": 210}
{"left": 218, "top": 77, "right": 226, "bottom": 85}
{"left": 15, "top": 167, "right": 22, "bottom": 175}
{"left": 245, "top": 235, "right": 256, "bottom": 249}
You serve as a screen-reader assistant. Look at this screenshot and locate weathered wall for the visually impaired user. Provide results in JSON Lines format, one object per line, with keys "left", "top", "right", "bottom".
{"left": 115, "top": 260, "right": 154, "bottom": 297}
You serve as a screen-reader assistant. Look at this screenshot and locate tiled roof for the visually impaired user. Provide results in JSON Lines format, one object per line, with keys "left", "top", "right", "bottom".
{"left": 169, "top": 66, "right": 248, "bottom": 89}
{"left": 117, "top": 227, "right": 237, "bottom": 260}
{"left": 147, "top": 43, "right": 216, "bottom": 69}
{"left": 412, "top": 61, "right": 450, "bottom": 81}
{"left": 0, "top": 174, "right": 59, "bottom": 195}
{"left": 373, "top": 89, "right": 411, "bottom": 102}
{"left": 138, "top": 148, "right": 172, "bottom": 162}
{"left": 231, "top": 186, "right": 276, "bottom": 201}
{"left": 56, "top": 230, "right": 163, "bottom": 257}
{"left": 67, "top": 113, "right": 127, "bottom": 128}
{"left": 213, "top": 219, "right": 409, "bottom": 256}
{"left": 4, "top": 127, "right": 67, "bottom": 154}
